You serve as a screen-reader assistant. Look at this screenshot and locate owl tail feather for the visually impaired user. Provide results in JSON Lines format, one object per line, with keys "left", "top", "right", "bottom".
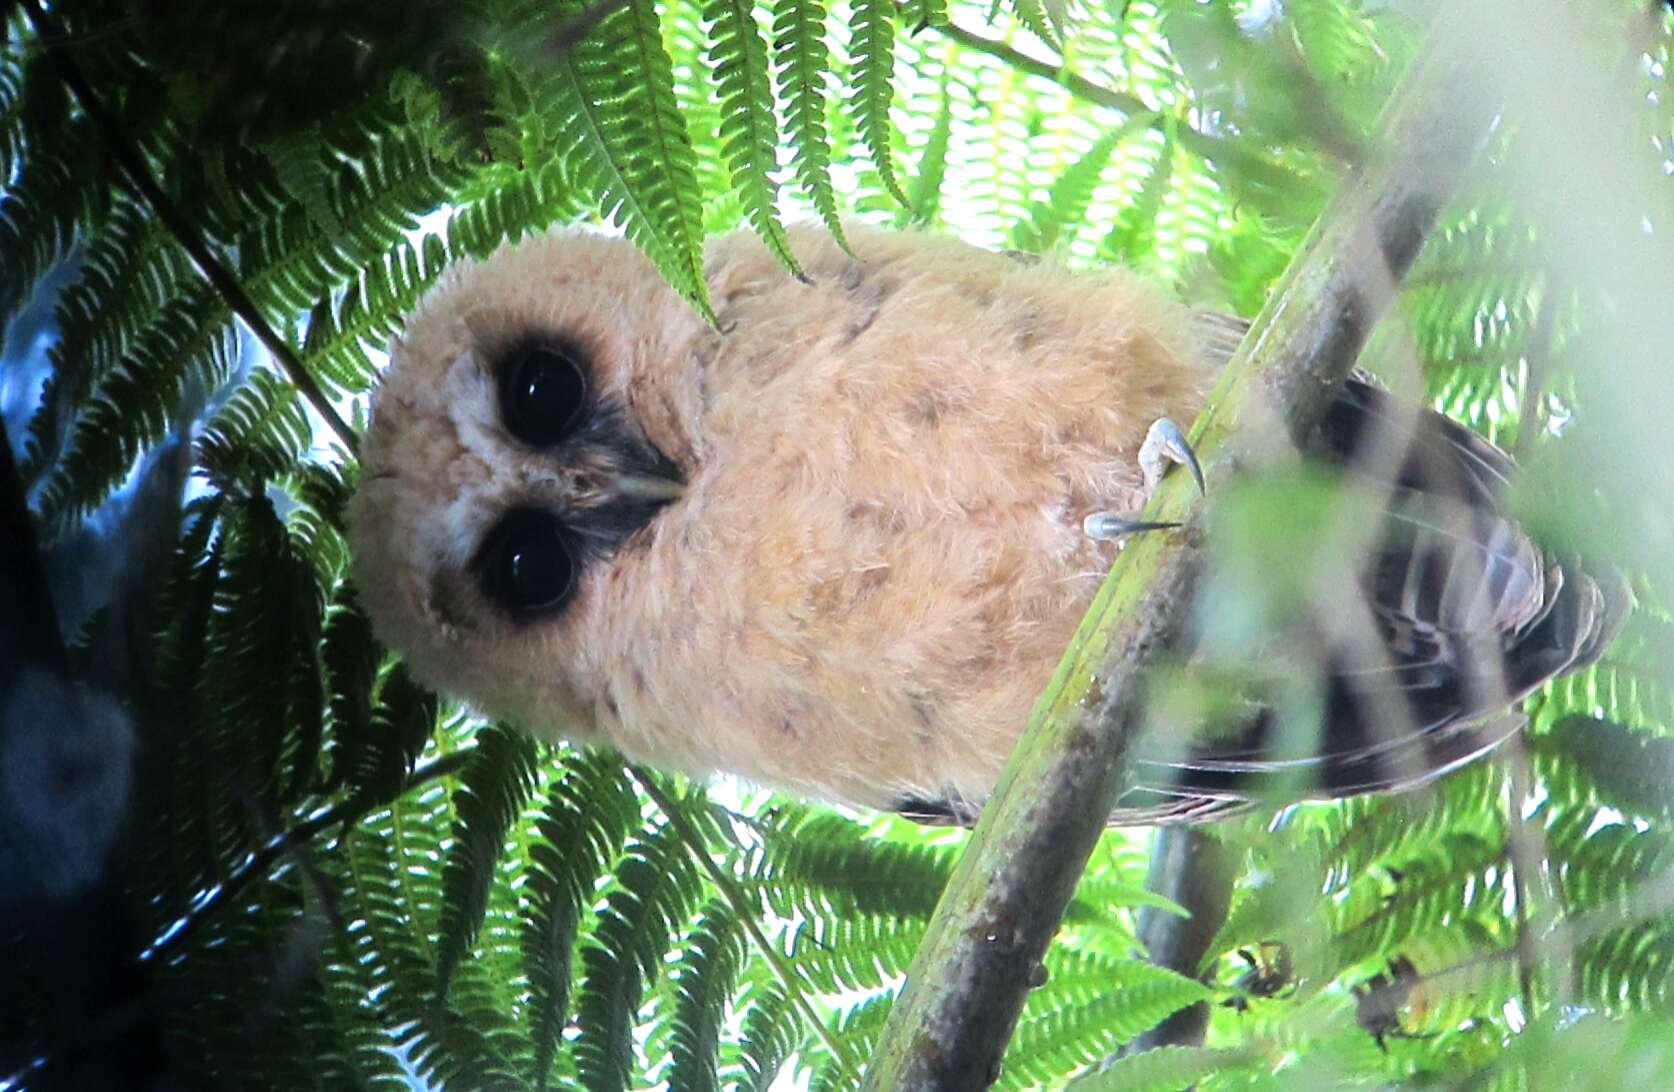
{"left": 1107, "top": 374, "right": 1631, "bottom": 825}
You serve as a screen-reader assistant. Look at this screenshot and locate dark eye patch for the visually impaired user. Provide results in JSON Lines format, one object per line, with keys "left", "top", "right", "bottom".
{"left": 475, "top": 507, "right": 577, "bottom": 618}
{"left": 498, "top": 339, "right": 588, "bottom": 448}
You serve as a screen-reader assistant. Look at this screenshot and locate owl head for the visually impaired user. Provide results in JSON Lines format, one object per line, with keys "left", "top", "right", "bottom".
{"left": 346, "top": 230, "right": 707, "bottom": 738}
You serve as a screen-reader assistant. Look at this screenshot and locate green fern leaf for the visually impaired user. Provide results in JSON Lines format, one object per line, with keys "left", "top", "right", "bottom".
{"left": 901, "top": 70, "right": 955, "bottom": 226}
{"left": 195, "top": 368, "right": 313, "bottom": 489}
{"left": 729, "top": 980, "right": 807, "bottom": 1091}
{"left": 665, "top": 902, "right": 750, "bottom": 1092}
{"left": 200, "top": 494, "right": 327, "bottom": 817}
{"left": 1100, "top": 135, "right": 1173, "bottom": 268}
{"left": 1011, "top": 112, "right": 1154, "bottom": 254}
{"left": 1011, "top": 0, "right": 1064, "bottom": 53}
{"left": 1574, "top": 919, "right": 1674, "bottom": 1014}
{"left": 546, "top": 0, "right": 713, "bottom": 318}
{"left": 21, "top": 198, "right": 184, "bottom": 483}
{"left": 784, "top": 910, "right": 926, "bottom": 994}
{"left": 771, "top": 0, "right": 848, "bottom": 246}
{"left": 1067, "top": 1044, "right": 1264, "bottom": 1091}
{"left": 320, "top": 585, "right": 382, "bottom": 793}
{"left": 435, "top": 724, "right": 543, "bottom": 997}
{"left": 1001, "top": 958, "right": 1215, "bottom": 1088}
{"left": 574, "top": 820, "right": 704, "bottom": 1092}
{"left": 348, "top": 662, "right": 439, "bottom": 807}
{"left": 756, "top": 810, "right": 954, "bottom": 920}
{"left": 704, "top": 0, "right": 803, "bottom": 276}
{"left": 525, "top": 751, "right": 641, "bottom": 1089}
{"left": 848, "top": 0, "right": 910, "bottom": 209}
{"left": 809, "top": 993, "right": 895, "bottom": 1091}
{"left": 34, "top": 280, "right": 236, "bottom": 532}
{"left": 1540, "top": 715, "right": 1674, "bottom": 821}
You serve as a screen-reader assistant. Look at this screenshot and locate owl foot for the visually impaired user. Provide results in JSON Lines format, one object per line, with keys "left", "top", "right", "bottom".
{"left": 1139, "top": 416, "right": 1204, "bottom": 496}
{"left": 1082, "top": 417, "right": 1205, "bottom": 541}
{"left": 1082, "top": 512, "right": 1178, "bottom": 541}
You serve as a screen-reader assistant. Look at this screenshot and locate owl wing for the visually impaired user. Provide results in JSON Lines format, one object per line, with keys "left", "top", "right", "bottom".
{"left": 899, "top": 314, "right": 1631, "bottom": 828}
{"left": 1115, "top": 316, "right": 1631, "bottom": 824}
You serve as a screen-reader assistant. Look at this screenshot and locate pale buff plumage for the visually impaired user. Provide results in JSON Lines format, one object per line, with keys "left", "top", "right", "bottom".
{"left": 348, "top": 223, "right": 1215, "bottom": 812}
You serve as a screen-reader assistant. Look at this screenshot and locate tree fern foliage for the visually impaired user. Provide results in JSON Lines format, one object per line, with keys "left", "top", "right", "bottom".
{"left": 3, "top": 0, "right": 1674, "bottom": 1088}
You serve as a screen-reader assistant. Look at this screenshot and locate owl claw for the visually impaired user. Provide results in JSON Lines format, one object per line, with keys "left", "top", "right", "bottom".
{"left": 1140, "top": 417, "right": 1205, "bottom": 496}
{"left": 1084, "top": 417, "right": 1203, "bottom": 542}
{"left": 1083, "top": 512, "right": 1179, "bottom": 541}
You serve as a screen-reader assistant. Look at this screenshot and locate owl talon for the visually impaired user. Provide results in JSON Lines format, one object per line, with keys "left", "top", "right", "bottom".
{"left": 1140, "top": 417, "right": 1205, "bottom": 496}
{"left": 1083, "top": 512, "right": 1179, "bottom": 541}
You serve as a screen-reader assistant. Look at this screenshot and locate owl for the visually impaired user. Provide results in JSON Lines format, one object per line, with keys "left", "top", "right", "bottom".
{"left": 347, "top": 223, "right": 1627, "bottom": 823}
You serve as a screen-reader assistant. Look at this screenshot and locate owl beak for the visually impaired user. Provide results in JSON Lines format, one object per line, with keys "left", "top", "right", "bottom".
{"left": 605, "top": 471, "right": 685, "bottom": 503}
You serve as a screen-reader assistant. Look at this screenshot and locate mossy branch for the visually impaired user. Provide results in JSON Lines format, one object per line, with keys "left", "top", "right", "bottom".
{"left": 862, "top": 7, "right": 1506, "bottom": 1089}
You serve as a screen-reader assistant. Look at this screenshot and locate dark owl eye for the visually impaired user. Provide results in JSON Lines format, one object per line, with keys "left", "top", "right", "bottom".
{"left": 499, "top": 342, "right": 587, "bottom": 447}
{"left": 477, "top": 508, "right": 577, "bottom": 616}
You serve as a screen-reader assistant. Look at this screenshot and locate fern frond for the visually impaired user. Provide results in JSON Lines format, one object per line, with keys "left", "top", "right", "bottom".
{"left": 345, "top": 662, "right": 439, "bottom": 807}
{"left": 134, "top": 500, "right": 229, "bottom": 915}
{"left": 728, "top": 979, "right": 808, "bottom": 1092}
{"left": 524, "top": 751, "right": 640, "bottom": 1089}
{"left": 318, "top": 585, "right": 381, "bottom": 793}
{"left": 1543, "top": 807, "right": 1674, "bottom": 914}
{"left": 334, "top": 783, "right": 528, "bottom": 1091}
{"left": 704, "top": 0, "right": 802, "bottom": 276}
{"left": 783, "top": 908, "right": 925, "bottom": 994}
{"left": 0, "top": 85, "right": 102, "bottom": 326}
{"left": 1537, "top": 609, "right": 1674, "bottom": 739}
{"left": 1573, "top": 918, "right": 1674, "bottom": 1014}
{"left": 1011, "top": 113, "right": 1151, "bottom": 254}
{"left": 1538, "top": 716, "right": 1674, "bottom": 821}
{"left": 21, "top": 197, "right": 184, "bottom": 482}
{"left": 1068, "top": 1044, "right": 1264, "bottom": 1092}
{"left": 755, "top": 810, "right": 954, "bottom": 920}
{"left": 901, "top": 68, "right": 955, "bottom": 226}
{"left": 542, "top": 0, "right": 712, "bottom": 318}
{"left": 809, "top": 992, "right": 895, "bottom": 1091}
{"left": 1000, "top": 956, "right": 1214, "bottom": 1089}
{"left": 1011, "top": 0, "right": 1064, "bottom": 54}
{"left": 195, "top": 368, "right": 313, "bottom": 489}
{"left": 435, "top": 725, "right": 543, "bottom": 996}
{"left": 664, "top": 901, "right": 750, "bottom": 1092}
{"left": 573, "top": 819, "right": 704, "bottom": 1092}
{"left": 771, "top": 0, "right": 848, "bottom": 245}
{"left": 1322, "top": 833, "right": 1508, "bottom": 977}
{"left": 33, "top": 279, "right": 235, "bottom": 532}
{"left": 1099, "top": 132, "right": 1173, "bottom": 268}
{"left": 848, "top": 0, "right": 909, "bottom": 209}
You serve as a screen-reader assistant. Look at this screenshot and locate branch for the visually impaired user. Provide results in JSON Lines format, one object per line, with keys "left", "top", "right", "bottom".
{"left": 19, "top": 0, "right": 360, "bottom": 456}
{"left": 1122, "top": 828, "right": 1237, "bottom": 1055}
{"left": 862, "top": 7, "right": 1506, "bottom": 1088}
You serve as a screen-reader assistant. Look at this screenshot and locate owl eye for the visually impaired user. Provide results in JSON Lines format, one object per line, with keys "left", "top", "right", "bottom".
{"left": 477, "top": 508, "right": 577, "bottom": 616}
{"left": 500, "top": 342, "right": 587, "bottom": 447}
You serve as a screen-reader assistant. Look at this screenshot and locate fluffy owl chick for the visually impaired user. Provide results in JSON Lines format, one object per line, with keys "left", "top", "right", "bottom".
{"left": 348, "top": 223, "right": 1627, "bottom": 824}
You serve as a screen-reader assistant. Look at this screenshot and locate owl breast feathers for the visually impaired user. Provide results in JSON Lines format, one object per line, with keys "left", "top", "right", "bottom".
{"left": 347, "top": 223, "right": 1627, "bottom": 824}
